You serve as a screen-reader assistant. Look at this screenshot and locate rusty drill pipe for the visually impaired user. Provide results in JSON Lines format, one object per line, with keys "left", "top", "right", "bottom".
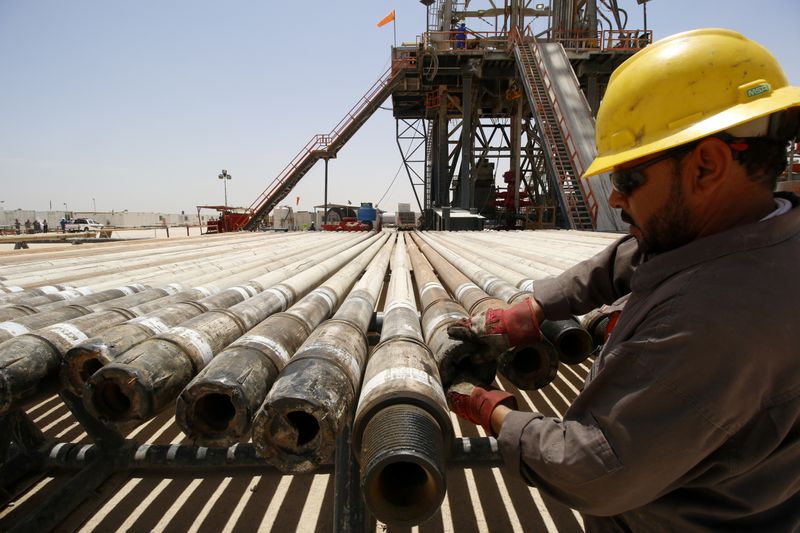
{"left": 252, "top": 235, "right": 396, "bottom": 473}
{"left": 60, "top": 235, "right": 362, "bottom": 395}
{"left": 416, "top": 232, "right": 559, "bottom": 390}
{"left": 351, "top": 234, "right": 452, "bottom": 527}
{"left": 0, "top": 284, "right": 146, "bottom": 322}
{"left": 435, "top": 232, "right": 594, "bottom": 365}
{"left": 175, "top": 233, "right": 390, "bottom": 446}
{"left": 0, "top": 284, "right": 75, "bottom": 305}
{"left": 411, "top": 232, "right": 515, "bottom": 385}
{"left": 405, "top": 235, "right": 494, "bottom": 388}
{"left": 1, "top": 232, "right": 305, "bottom": 290}
{"left": 0, "top": 285, "right": 202, "bottom": 414}
{"left": 83, "top": 233, "right": 378, "bottom": 425}
{"left": 0, "top": 286, "right": 88, "bottom": 310}
{"left": 0, "top": 284, "right": 190, "bottom": 344}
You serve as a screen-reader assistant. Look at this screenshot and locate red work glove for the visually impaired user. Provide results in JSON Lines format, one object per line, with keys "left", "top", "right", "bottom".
{"left": 447, "top": 298, "right": 543, "bottom": 361}
{"left": 447, "top": 382, "right": 517, "bottom": 437}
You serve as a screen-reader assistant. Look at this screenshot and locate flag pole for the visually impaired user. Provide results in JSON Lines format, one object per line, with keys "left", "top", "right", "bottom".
{"left": 393, "top": 15, "right": 397, "bottom": 47}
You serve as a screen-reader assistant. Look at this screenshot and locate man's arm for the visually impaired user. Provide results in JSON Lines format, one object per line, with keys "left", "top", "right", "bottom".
{"left": 533, "top": 235, "right": 640, "bottom": 320}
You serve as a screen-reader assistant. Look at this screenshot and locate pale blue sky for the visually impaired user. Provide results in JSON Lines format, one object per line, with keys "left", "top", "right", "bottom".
{"left": 1, "top": 1, "right": 798, "bottom": 215}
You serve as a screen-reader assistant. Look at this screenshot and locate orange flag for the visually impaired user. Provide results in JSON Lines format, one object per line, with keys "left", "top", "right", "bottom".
{"left": 377, "top": 10, "right": 395, "bottom": 28}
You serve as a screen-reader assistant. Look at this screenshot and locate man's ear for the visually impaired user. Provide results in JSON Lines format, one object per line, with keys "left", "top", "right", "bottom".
{"left": 686, "top": 137, "right": 732, "bottom": 195}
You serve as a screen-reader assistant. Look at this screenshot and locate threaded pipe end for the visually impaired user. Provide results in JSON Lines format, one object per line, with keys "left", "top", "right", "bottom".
{"left": 360, "top": 404, "right": 445, "bottom": 527}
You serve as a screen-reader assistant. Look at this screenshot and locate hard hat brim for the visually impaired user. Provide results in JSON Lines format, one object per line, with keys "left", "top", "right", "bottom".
{"left": 583, "top": 85, "right": 800, "bottom": 179}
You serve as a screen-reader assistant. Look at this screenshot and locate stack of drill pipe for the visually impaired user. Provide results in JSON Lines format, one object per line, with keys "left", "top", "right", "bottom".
{"left": 0, "top": 285, "right": 146, "bottom": 323}
{"left": 82, "top": 232, "right": 378, "bottom": 426}
{"left": 415, "top": 232, "right": 559, "bottom": 390}
{"left": 351, "top": 233, "right": 453, "bottom": 527}
{"left": 0, "top": 228, "right": 264, "bottom": 269}
{"left": 449, "top": 230, "right": 612, "bottom": 273}
{"left": 0, "top": 233, "right": 336, "bottom": 320}
{"left": 252, "top": 234, "right": 396, "bottom": 473}
{"left": 60, "top": 234, "right": 363, "bottom": 396}
{"left": 0, "top": 232, "right": 307, "bottom": 291}
{"left": 409, "top": 232, "right": 514, "bottom": 385}
{"left": 0, "top": 235, "right": 356, "bottom": 413}
{"left": 175, "top": 233, "right": 391, "bottom": 446}
{"left": 0, "top": 285, "right": 77, "bottom": 307}
{"left": 429, "top": 232, "right": 594, "bottom": 365}
{"left": 404, "top": 235, "right": 494, "bottom": 388}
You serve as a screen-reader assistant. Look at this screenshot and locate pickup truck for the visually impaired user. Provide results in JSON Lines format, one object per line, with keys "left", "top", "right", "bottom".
{"left": 65, "top": 218, "right": 104, "bottom": 232}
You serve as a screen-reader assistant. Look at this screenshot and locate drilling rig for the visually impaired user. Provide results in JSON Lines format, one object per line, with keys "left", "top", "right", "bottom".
{"left": 242, "top": 0, "right": 651, "bottom": 232}
{"left": 393, "top": 0, "right": 651, "bottom": 230}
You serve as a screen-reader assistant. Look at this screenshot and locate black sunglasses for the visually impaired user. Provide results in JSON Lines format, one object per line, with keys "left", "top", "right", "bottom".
{"left": 609, "top": 147, "right": 692, "bottom": 196}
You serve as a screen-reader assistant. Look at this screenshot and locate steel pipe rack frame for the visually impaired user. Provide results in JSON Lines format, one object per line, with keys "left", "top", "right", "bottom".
{"left": 0, "top": 388, "right": 503, "bottom": 533}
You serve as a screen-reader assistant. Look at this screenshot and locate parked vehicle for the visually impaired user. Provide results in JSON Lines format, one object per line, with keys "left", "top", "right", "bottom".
{"left": 65, "top": 218, "right": 104, "bottom": 232}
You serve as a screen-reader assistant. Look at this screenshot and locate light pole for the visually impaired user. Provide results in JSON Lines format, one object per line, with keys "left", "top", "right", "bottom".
{"left": 93, "top": 198, "right": 96, "bottom": 213}
{"left": 218, "top": 169, "right": 232, "bottom": 208}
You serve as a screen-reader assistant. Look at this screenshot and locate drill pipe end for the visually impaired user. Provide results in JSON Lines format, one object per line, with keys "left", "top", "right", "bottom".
{"left": 176, "top": 345, "right": 282, "bottom": 447}
{"left": 84, "top": 364, "right": 152, "bottom": 423}
{"left": 61, "top": 342, "right": 113, "bottom": 396}
{"left": 540, "top": 318, "right": 594, "bottom": 365}
{"left": 359, "top": 404, "right": 446, "bottom": 527}
{"left": 497, "top": 340, "right": 559, "bottom": 390}
{"left": 0, "top": 334, "right": 62, "bottom": 415}
{"left": 176, "top": 383, "right": 248, "bottom": 448}
{"left": 434, "top": 335, "right": 497, "bottom": 390}
{"left": 252, "top": 358, "right": 355, "bottom": 473}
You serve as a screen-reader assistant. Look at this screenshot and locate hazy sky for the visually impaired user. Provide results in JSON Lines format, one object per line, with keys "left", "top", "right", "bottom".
{"left": 1, "top": 1, "right": 798, "bottom": 216}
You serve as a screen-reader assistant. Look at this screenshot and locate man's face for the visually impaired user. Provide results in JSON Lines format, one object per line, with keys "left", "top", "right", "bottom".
{"left": 609, "top": 154, "right": 697, "bottom": 255}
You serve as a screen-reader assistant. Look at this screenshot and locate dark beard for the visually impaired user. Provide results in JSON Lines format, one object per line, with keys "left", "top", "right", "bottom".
{"left": 634, "top": 169, "right": 696, "bottom": 255}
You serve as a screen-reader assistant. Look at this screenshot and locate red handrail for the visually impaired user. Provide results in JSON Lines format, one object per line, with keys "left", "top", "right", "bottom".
{"left": 247, "top": 59, "right": 413, "bottom": 218}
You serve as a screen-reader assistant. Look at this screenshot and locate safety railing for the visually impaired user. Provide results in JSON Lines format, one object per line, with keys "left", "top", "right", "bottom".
{"left": 551, "top": 28, "right": 652, "bottom": 52}
{"left": 246, "top": 59, "right": 414, "bottom": 226}
{"left": 421, "top": 30, "right": 510, "bottom": 53}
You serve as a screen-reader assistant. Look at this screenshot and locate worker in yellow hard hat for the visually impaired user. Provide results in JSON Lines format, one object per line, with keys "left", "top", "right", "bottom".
{"left": 448, "top": 28, "right": 800, "bottom": 530}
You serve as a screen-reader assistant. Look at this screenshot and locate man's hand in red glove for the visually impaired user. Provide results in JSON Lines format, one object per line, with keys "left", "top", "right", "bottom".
{"left": 447, "top": 298, "right": 544, "bottom": 362}
{"left": 447, "top": 380, "right": 517, "bottom": 437}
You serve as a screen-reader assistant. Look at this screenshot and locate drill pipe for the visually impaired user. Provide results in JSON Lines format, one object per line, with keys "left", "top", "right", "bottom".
{"left": 404, "top": 236, "right": 494, "bottom": 388}
{"left": 415, "top": 232, "right": 558, "bottom": 390}
{"left": 433, "top": 232, "right": 593, "bottom": 365}
{"left": 175, "top": 233, "right": 391, "bottom": 446}
{"left": 0, "top": 285, "right": 198, "bottom": 414}
{"left": 0, "top": 284, "right": 174, "bottom": 344}
{"left": 0, "top": 235, "right": 292, "bottom": 316}
{"left": 0, "top": 285, "right": 144, "bottom": 322}
{"left": 83, "top": 233, "right": 378, "bottom": 424}
{"left": 0, "top": 285, "right": 81, "bottom": 307}
{"left": 0, "top": 232, "right": 300, "bottom": 289}
{"left": 352, "top": 233, "right": 452, "bottom": 527}
{"left": 252, "top": 235, "right": 396, "bottom": 473}
{"left": 61, "top": 234, "right": 363, "bottom": 396}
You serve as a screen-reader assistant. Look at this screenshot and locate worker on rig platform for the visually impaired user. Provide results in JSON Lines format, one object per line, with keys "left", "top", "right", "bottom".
{"left": 448, "top": 28, "right": 800, "bottom": 530}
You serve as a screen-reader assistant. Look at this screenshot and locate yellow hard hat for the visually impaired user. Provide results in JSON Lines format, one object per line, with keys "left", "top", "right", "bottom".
{"left": 583, "top": 28, "right": 800, "bottom": 178}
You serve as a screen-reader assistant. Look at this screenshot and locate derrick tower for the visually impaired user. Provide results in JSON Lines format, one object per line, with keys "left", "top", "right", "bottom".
{"left": 392, "top": 0, "right": 651, "bottom": 230}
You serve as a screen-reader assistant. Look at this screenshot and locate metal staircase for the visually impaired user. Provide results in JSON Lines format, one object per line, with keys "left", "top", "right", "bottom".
{"left": 244, "top": 63, "right": 409, "bottom": 230}
{"left": 511, "top": 33, "right": 597, "bottom": 229}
